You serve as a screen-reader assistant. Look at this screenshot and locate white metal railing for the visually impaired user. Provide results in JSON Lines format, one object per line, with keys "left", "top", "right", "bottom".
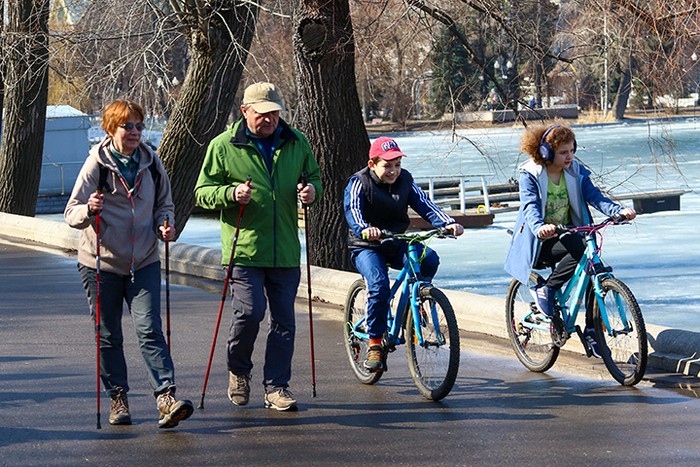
{"left": 415, "top": 174, "right": 494, "bottom": 214}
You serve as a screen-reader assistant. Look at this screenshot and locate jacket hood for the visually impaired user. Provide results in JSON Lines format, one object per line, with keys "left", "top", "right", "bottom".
{"left": 90, "top": 136, "right": 158, "bottom": 194}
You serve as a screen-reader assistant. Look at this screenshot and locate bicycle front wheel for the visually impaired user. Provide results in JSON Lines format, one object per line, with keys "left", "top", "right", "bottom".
{"left": 505, "top": 274, "right": 559, "bottom": 372}
{"left": 588, "top": 277, "right": 647, "bottom": 386}
{"left": 405, "top": 286, "right": 460, "bottom": 401}
{"left": 343, "top": 279, "right": 383, "bottom": 385}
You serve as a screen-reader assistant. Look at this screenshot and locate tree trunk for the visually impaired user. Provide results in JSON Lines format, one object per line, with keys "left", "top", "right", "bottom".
{"left": 0, "top": 0, "right": 4, "bottom": 132}
{"left": 0, "top": 0, "right": 50, "bottom": 215}
{"left": 613, "top": 53, "right": 634, "bottom": 121}
{"left": 158, "top": 2, "right": 258, "bottom": 237}
{"left": 293, "top": 0, "right": 368, "bottom": 271}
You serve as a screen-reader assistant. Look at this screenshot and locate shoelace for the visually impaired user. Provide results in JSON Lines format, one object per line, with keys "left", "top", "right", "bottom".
{"left": 367, "top": 348, "right": 382, "bottom": 361}
{"left": 112, "top": 395, "right": 128, "bottom": 413}
{"left": 159, "top": 392, "right": 176, "bottom": 410}
{"left": 236, "top": 376, "right": 248, "bottom": 391}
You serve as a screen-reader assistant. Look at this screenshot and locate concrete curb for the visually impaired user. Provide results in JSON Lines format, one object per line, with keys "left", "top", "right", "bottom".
{"left": 1, "top": 212, "right": 696, "bottom": 377}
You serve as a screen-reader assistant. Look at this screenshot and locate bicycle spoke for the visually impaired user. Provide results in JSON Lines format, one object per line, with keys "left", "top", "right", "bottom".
{"left": 505, "top": 275, "right": 559, "bottom": 373}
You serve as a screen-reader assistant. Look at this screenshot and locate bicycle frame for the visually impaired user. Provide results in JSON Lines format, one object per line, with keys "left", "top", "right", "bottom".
{"left": 350, "top": 234, "right": 442, "bottom": 349}
{"left": 522, "top": 219, "right": 620, "bottom": 336}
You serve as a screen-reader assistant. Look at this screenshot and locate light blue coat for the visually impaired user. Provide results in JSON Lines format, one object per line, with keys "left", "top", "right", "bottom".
{"left": 503, "top": 159, "right": 622, "bottom": 285}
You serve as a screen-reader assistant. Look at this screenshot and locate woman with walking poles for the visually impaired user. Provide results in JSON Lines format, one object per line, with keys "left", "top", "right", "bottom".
{"left": 194, "top": 82, "right": 322, "bottom": 411}
{"left": 64, "top": 99, "right": 194, "bottom": 429}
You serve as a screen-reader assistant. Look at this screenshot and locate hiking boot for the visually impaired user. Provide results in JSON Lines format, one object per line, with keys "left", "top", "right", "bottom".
{"left": 264, "top": 388, "right": 297, "bottom": 411}
{"left": 530, "top": 284, "right": 555, "bottom": 317}
{"left": 109, "top": 387, "right": 131, "bottom": 425}
{"left": 228, "top": 372, "right": 251, "bottom": 406}
{"left": 364, "top": 344, "right": 384, "bottom": 372}
{"left": 156, "top": 388, "right": 194, "bottom": 429}
{"left": 583, "top": 327, "right": 602, "bottom": 358}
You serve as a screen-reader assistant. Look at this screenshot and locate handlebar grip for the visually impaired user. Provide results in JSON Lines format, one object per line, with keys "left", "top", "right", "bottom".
{"left": 612, "top": 212, "right": 626, "bottom": 223}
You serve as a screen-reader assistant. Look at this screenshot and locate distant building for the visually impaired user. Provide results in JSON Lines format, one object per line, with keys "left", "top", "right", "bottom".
{"left": 40, "top": 105, "right": 91, "bottom": 197}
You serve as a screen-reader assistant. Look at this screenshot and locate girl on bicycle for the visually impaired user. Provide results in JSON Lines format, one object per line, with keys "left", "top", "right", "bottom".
{"left": 344, "top": 137, "right": 464, "bottom": 372}
{"left": 504, "top": 124, "right": 636, "bottom": 353}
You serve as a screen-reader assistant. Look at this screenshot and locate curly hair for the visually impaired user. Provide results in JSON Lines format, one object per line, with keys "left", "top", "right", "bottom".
{"left": 520, "top": 123, "right": 576, "bottom": 166}
{"left": 101, "top": 99, "right": 145, "bottom": 136}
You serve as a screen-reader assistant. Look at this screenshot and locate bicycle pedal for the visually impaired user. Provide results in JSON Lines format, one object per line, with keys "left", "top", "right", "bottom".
{"left": 549, "top": 315, "right": 568, "bottom": 347}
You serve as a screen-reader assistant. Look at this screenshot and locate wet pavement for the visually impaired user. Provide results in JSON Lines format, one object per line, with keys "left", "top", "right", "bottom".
{"left": 1, "top": 240, "right": 700, "bottom": 466}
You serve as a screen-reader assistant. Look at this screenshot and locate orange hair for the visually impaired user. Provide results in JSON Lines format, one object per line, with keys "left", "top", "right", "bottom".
{"left": 520, "top": 124, "right": 576, "bottom": 165}
{"left": 101, "top": 99, "right": 145, "bottom": 136}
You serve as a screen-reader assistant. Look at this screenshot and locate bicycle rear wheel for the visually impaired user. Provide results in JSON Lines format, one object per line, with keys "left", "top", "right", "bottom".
{"left": 343, "top": 279, "right": 383, "bottom": 384}
{"left": 505, "top": 274, "right": 559, "bottom": 372}
{"left": 588, "top": 277, "right": 647, "bottom": 386}
{"left": 405, "top": 286, "right": 460, "bottom": 401}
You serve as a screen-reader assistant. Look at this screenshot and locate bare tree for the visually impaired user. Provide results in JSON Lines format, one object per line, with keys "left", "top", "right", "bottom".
{"left": 45, "top": 0, "right": 259, "bottom": 231}
{"left": 0, "top": 0, "right": 50, "bottom": 215}
{"left": 293, "top": 0, "right": 369, "bottom": 271}
{"left": 158, "top": 1, "right": 259, "bottom": 234}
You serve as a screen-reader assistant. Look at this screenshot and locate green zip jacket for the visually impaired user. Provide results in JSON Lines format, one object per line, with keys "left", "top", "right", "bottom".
{"left": 194, "top": 118, "right": 322, "bottom": 267}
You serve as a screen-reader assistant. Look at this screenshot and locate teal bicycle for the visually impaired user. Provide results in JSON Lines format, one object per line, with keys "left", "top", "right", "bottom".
{"left": 343, "top": 229, "right": 460, "bottom": 401}
{"left": 506, "top": 215, "right": 648, "bottom": 386}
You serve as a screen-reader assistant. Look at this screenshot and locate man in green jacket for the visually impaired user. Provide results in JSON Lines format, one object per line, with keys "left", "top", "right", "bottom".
{"left": 194, "top": 82, "right": 322, "bottom": 411}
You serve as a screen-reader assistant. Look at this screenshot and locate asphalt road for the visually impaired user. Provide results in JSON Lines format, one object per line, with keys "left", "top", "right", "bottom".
{"left": 1, "top": 241, "right": 700, "bottom": 466}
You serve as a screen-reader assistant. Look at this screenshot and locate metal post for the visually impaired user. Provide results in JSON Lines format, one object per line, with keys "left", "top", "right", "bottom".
{"left": 480, "top": 176, "right": 491, "bottom": 214}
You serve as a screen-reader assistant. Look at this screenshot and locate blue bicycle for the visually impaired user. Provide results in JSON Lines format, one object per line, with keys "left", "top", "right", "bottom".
{"left": 343, "top": 229, "right": 460, "bottom": 401}
{"left": 506, "top": 215, "right": 647, "bottom": 386}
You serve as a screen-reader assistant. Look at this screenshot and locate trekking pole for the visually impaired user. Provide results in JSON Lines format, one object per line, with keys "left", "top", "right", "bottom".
{"left": 94, "top": 196, "right": 102, "bottom": 429}
{"left": 163, "top": 216, "right": 171, "bottom": 351}
{"left": 199, "top": 177, "right": 251, "bottom": 409}
{"left": 300, "top": 172, "right": 317, "bottom": 397}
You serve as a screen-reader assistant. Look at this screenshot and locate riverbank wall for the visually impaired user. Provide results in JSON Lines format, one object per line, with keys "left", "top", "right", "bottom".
{"left": 2, "top": 212, "right": 698, "bottom": 378}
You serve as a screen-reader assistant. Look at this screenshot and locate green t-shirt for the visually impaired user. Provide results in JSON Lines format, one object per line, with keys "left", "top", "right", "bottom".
{"left": 545, "top": 177, "right": 571, "bottom": 225}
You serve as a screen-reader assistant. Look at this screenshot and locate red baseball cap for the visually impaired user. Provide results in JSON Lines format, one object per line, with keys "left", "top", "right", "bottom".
{"left": 369, "top": 137, "right": 407, "bottom": 161}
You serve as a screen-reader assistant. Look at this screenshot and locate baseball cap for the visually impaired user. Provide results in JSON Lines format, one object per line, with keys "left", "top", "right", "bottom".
{"left": 242, "top": 82, "right": 286, "bottom": 113}
{"left": 369, "top": 137, "right": 407, "bottom": 161}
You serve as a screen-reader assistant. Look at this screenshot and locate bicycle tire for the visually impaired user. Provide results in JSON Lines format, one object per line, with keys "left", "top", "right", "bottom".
{"left": 505, "top": 274, "right": 559, "bottom": 372}
{"left": 405, "top": 286, "right": 460, "bottom": 401}
{"left": 587, "top": 277, "right": 647, "bottom": 386}
{"left": 343, "top": 279, "right": 383, "bottom": 384}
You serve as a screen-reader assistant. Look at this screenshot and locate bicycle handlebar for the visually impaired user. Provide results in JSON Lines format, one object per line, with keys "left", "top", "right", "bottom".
{"left": 379, "top": 227, "right": 455, "bottom": 242}
{"left": 555, "top": 212, "right": 628, "bottom": 236}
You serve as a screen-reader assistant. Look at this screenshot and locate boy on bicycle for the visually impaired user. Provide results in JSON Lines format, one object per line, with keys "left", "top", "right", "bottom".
{"left": 504, "top": 124, "right": 636, "bottom": 354}
{"left": 344, "top": 136, "right": 464, "bottom": 372}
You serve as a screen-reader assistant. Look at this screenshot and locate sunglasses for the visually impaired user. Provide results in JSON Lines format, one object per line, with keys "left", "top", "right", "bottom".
{"left": 119, "top": 122, "right": 146, "bottom": 131}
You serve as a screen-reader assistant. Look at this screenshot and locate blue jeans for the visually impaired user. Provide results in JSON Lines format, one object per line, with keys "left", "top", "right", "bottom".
{"left": 79, "top": 261, "right": 175, "bottom": 397}
{"left": 351, "top": 245, "right": 439, "bottom": 339}
{"left": 227, "top": 266, "right": 300, "bottom": 392}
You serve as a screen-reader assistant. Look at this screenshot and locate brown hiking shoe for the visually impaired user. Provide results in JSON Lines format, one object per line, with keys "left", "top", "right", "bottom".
{"left": 109, "top": 387, "right": 132, "bottom": 425}
{"left": 264, "top": 388, "right": 297, "bottom": 411}
{"left": 228, "top": 372, "right": 251, "bottom": 406}
{"left": 364, "top": 344, "right": 384, "bottom": 372}
{"left": 156, "top": 388, "right": 193, "bottom": 429}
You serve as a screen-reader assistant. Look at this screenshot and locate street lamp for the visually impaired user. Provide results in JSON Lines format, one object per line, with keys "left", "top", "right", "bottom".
{"left": 692, "top": 52, "right": 699, "bottom": 106}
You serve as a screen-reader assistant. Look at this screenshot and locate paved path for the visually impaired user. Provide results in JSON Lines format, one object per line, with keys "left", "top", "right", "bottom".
{"left": 1, "top": 241, "right": 700, "bottom": 466}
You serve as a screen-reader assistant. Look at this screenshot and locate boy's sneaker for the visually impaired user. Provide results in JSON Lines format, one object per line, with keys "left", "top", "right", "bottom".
{"left": 529, "top": 284, "right": 554, "bottom": 317}
{"left": 364, "top": 344, "right": 384, "bottom": 372}
{"left": 109, "top": 387, "right": 132, "bottom": 425}
{"left": 264, "top": 388, "right": 297, "bottom": 411}
{"left": 156, "top": 389, "right": 194, "bottom": 429}
{"left": 228, "top": 372, "right": 251, "bottom": 406}
{"left": 583, "top": 327, "right": 602, "bottom": 358}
